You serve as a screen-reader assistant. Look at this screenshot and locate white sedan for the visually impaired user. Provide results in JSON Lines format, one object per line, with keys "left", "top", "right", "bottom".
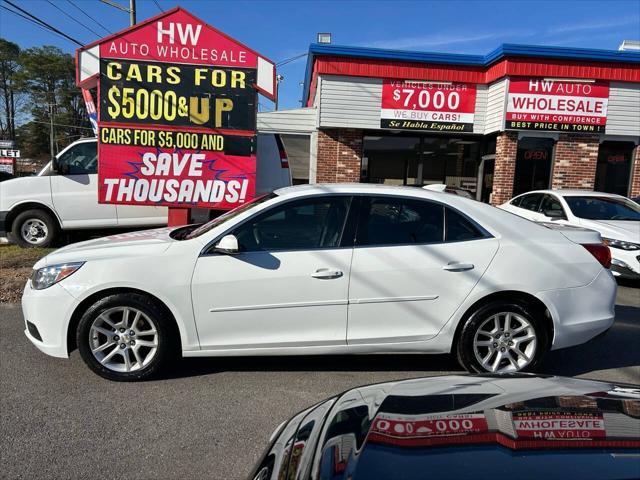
{"left": 499, "top": 190, "right": 640, "bottom": 280}
{"left": 22, "top": 184, "right": 616, "bottom": 381}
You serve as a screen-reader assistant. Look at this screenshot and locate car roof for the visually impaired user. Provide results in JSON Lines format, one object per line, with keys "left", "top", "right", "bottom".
{"left": 516, "top": 189, "right": 627, "bottom": 198}
{"left": 274, "top": 183, "right": 455, "bottom": 201}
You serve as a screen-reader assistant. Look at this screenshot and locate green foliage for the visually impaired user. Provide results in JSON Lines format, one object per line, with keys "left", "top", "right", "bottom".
{"left": 0, "top": 40, "right": 92, "bottom": 162}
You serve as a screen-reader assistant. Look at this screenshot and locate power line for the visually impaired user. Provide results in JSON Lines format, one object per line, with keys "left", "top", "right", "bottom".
{"left": 66, "top": 0, "right": 112, "bottom": 35}
{"left": 152, "top": 0, "right": 164, "bottom": 13}
{"left": 0, "top": 5, "right": 79, "bottom": 45}
{"left": 46, "top": 0, "right": 103, "bottom": 38}
{"left": 276, "top": 52, "right": 308, "bottom": 67}
{"left": 2, "top": 0, "right": 84, "bottom": 46}
{"left": 1, "top": 5, "right": 52, "bottom": 33}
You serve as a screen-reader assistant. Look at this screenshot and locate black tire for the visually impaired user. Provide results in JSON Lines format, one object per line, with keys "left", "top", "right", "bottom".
{"left": 456, "top": 301, "right": 549, "bottom": 374}
{"left": 11, "top": 209, "right": 59, "bottom": 248}
{"left": 77, "top": 293, "right": 178, "bottom": 381}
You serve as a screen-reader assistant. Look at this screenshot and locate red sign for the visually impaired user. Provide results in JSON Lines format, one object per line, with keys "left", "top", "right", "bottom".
{"left": 513, "top": 411, "right": 605, "bottom": 440}
{"left": 76, "top": 8, "right": 274, "bottom": 210}
{"left": 506, "top": 77, "right": 610, "bottom": 133}
{"left": 99, "top": 9, "right": 258, "bottom": 68}
{"left": 381, "top": 80, "right": 477, "bottom": 132}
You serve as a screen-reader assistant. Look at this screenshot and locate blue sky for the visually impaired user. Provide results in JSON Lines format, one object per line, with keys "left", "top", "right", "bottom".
{"left": 1, "top": 0, "right": 639, "bottom": 110}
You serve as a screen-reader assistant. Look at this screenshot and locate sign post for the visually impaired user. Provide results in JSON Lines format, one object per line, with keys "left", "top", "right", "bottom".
{"left": 75, "top": 7, "right": 276, "bottom": 226}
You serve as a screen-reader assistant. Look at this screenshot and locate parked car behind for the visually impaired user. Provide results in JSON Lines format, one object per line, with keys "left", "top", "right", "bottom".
{"left": 499, "top": 190, "right": 640, "bottom": 280}
{"left": 251, "top": 374, "right": 640, "bottom": 480}
{"left": 0, "top": 134, "right": 291, "bottom": 247}
{"left": 23, "top": 184, "right": 616, "bottom": 381}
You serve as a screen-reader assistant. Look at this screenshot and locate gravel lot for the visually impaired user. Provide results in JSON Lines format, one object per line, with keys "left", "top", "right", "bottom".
{"left": 1, "top": 284, "right": 638, "bottom": 480}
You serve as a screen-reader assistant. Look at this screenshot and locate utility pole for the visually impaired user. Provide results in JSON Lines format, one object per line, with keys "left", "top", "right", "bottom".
{"left": 48, "top": 103, "right": 55, "bottom": 161}
{"left": 100, "top": 0, "right": 136, "bottom": 26}
{"left": 129, "top": 0, "right": 136, "bottom": 26}
{"left": 275, "top": 75, "right": 284, "bottom": 110}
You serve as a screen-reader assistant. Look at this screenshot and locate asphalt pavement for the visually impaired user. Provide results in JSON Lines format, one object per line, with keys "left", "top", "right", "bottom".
{"left": 1, "top": 285, "right": 639, "bottom": 479}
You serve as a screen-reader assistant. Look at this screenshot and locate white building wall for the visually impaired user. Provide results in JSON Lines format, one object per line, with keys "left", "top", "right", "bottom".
{"left": 605, "top": 82, "right": 640, "bottom": 137}
{"left": 484, "top": 78, "right": 507, "bottom": 134}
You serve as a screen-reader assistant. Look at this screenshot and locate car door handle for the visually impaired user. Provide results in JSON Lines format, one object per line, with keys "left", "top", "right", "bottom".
{"left": 442, "top": 262, "right": 475, "bottom": 272}
{"left": 311, "top": 268, "right": 343, "bottom": 279}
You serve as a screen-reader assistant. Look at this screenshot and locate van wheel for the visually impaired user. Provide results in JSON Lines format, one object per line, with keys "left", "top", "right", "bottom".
{"left": 11, "top": 209, "right": 59, "bottom": 248}
{"left": 77, "top": 293, "right": 178, "bottom": 381}
{"left": 456, "top": 301, "right": 548, "bottom": 374}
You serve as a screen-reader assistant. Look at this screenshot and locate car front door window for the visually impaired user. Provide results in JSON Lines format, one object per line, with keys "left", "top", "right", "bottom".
{"left": 232, "top": 196, "right": 351, "bottom": 251}
{"left": 56, "top": 142, "right": 97, "bottom": 175}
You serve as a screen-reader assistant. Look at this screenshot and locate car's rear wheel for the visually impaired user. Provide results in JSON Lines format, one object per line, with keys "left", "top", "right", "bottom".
{"left": 11, "top": 209, "right": 59, "bottom": 248}
{"left": 456, "top": 301, "right": 548, "bottom": 374}
{"left": 77, "top": 293, "right": 177, "bottom": 381}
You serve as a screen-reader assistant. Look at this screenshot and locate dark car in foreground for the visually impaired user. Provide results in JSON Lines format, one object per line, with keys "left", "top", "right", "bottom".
{"left": 252, "top": 375, "right": 640, "bottom": 480}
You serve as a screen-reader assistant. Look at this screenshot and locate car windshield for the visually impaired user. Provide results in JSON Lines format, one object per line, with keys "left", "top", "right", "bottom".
{"left": 564, "top": 196, "right": 640, "bottom": 221}
{"left": 180, "top": 192, "right": 277, "bottom": 240}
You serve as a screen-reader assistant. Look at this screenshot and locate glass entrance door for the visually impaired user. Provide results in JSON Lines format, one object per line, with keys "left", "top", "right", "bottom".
{"left": 513, "top": 137, "right": 554, "bottom": 196}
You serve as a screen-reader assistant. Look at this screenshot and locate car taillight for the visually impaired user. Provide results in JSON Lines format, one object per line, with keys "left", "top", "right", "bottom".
{"left": 582, "top": 243, "right": 612, "bottom": 269}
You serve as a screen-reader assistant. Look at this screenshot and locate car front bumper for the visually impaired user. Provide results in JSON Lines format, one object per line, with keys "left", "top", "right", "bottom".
{"left": 538, "top": 268, "right": 617, "bottom": 351}
{"left": 22, "top": 280, "right": 79, "bottom": 358}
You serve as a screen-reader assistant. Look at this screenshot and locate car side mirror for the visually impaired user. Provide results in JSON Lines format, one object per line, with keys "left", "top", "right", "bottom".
{"left": 544, "top": 209, "right": 565, "bottom": 219}
{"left": 214, "top": 234, "right": 239, "bottom": 254}
{"left": 51, "top": 157, "right": 59, "bottom": 172}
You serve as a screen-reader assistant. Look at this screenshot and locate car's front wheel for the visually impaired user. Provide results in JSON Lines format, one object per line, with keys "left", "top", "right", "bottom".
{"left": 456, "top": 301, "right": 548, "bottom": 374}
{"left": 77, "top": 293, "right": 177, "bottom": 381}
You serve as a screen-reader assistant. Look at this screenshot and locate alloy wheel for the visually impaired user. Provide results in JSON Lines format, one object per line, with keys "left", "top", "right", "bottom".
{"left": 89, "top": 306, "right": 159, "bottom": 373}
{"left": 472, "top": 311, "right": 537, "bottom": 373}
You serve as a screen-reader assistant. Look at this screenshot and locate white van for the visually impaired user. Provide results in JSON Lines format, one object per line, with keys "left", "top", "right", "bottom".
{"left": 0, "top": 135, "right": 290, "bottom": 247}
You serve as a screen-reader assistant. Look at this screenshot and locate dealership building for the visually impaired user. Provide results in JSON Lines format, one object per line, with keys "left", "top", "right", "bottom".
{"left": 258, "top": 43, "right": 640, "bottom": 203}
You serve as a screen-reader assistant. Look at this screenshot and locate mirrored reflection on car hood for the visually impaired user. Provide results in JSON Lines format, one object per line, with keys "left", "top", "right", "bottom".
{"left": 252, "top": 375, "right": 640, "bottom": 480}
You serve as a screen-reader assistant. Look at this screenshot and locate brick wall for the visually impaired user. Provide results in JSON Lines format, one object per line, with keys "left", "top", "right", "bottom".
{"left": 490, "top": 131, "right": 518, "bottom": 205}
{"left": 316, "top": 129, "right": 363, "bottom": 183}
{"left": 551, "top": 134, "right": 599, "bottom": 190}
{"left": 629, "top": 146, "right": 640, "bottom": 198}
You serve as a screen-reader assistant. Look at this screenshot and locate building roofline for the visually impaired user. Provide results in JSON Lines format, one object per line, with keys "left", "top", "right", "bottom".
{"left": 302, "top": 42, "right": 640, "bottom": 105}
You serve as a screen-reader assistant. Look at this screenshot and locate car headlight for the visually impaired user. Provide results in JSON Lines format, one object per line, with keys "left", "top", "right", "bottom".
{"left": 31, "top": 262, "right": 84, "bottom": 290}
{"left": 603, "top": 238, "right": 640, "bottom": 251}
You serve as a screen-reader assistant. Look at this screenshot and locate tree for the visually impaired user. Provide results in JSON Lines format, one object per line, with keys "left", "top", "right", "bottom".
{"left": 15, "top": 45, "right": 90, "bottom": 160}
{"left": 0, "top": 38, "right": 20, "bottom": 141}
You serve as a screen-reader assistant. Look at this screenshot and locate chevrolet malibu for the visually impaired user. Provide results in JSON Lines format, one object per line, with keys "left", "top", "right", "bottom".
{"left": 22, "top": 184, "right": 616, "bottom": 381}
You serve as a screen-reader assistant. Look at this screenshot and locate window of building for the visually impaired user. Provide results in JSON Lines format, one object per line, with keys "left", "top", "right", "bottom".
{"left": 362, "top": 134, "right": 482, "bottom": 194}
{"left": 232, "top": 196, "right": 351, "bottom": 251}
{"left": 595, "top": 142, "right": 635, "bottom": 196}
{"left": 513, "top": 137, "right": 554, "bottom": 196}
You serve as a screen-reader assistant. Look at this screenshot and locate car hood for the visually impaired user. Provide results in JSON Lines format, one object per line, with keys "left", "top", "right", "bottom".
{"left": 34, "top": 227, "right": 177, "bottom": 268}
{"left": 253, "top": 374, "right": 640, "bottom": 480}
{"left": 577, "top": 219, "right": 640, "bottom": 242}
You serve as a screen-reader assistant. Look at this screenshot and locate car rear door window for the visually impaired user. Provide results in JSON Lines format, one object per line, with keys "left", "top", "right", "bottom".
{"left": 356, "top": 197, "right": 444, "bottom": 246}
{"left": 518, "top": 193, "right": 543, "bottom": 212}
{"left": 540, "top": 194, "right": 566, "bottom": 217}
{"left": 232, "top": 196, "right": 351, "bottom": 251}
{"left": 445, "top": 208, "right": 486, "bottom": 241}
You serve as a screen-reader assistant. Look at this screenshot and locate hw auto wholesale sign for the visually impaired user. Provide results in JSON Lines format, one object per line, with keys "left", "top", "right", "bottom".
{"left": 506, "top": 77, "right": 610, "bottom": 133}
{"left": 76, "top": 8, "right": 275, "bottom": 210}
{"left": 381, "top": 80, "right": 477, "bottom": 132}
